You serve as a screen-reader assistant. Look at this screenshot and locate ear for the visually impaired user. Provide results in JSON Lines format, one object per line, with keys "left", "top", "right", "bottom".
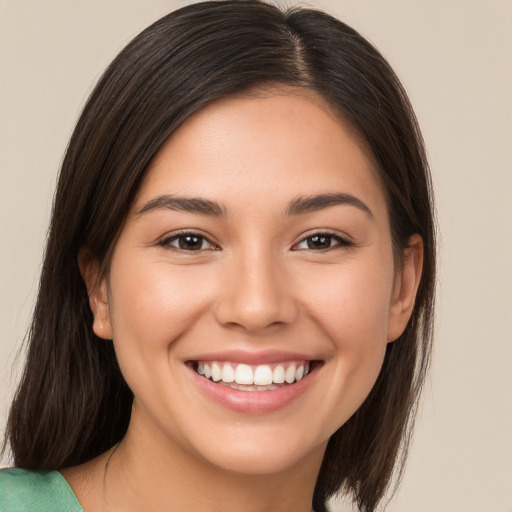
{"left": 78, "top": 250, "right": 113, "bottom": 340}
{"left": 387, "top": 234, "right": 423, "bottom": 342}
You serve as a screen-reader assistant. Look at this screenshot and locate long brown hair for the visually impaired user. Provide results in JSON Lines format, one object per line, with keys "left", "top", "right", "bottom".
{"left": 4, "top": 2, "right": 436, "bottom": 511}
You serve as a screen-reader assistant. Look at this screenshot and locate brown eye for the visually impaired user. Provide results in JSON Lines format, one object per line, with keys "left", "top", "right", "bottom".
{"left": 160, "top": 232, "right": 217, "bottom": 252}
{"left": 178, "top": 234, "right": 204, "bottom": 250}
{"left": 294, "top": 232, "right": 352, "bottom": 251}
{"left": 306, "top": 235, "right": 333, "bottom": 250}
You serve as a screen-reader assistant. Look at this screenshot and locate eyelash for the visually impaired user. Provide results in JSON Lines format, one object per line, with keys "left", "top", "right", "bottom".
{"left": 292, "top": 232, "right": 353, "bottom": 251}
{"left": 158, "top": 231, "right": 218, "bottom": 252}
{"left": 158, "top": 230, "right": 352, "bottom": 253}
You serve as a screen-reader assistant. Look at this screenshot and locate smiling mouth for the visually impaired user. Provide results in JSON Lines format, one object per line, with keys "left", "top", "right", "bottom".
{"left": 188, "top": 360, "right": 320, "bottom": 391}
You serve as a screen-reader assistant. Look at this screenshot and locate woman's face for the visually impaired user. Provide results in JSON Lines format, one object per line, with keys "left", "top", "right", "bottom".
{"left": 88, "top": 91, "right": 420, "bottom": 476}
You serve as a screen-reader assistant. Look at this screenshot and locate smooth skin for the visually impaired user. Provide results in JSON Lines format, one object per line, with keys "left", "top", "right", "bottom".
{"left": 66, "top": 90, "right": 423, "bottom": 512}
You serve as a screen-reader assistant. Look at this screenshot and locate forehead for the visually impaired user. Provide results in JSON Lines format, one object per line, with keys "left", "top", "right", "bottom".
{"left": 134, "top": 91, "right": 387, "bottom": 221}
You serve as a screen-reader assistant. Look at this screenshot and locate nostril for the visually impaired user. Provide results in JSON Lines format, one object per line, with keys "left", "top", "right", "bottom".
{"left": 213, "top": 291, "right": 298, "bottom": 333}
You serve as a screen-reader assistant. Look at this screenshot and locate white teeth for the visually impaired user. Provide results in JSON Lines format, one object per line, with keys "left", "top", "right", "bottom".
{"left": 273, "top": 364, "right": 285, "bottom": 384}
{"left": 196, "top": 361, "right": 312, "bottom": 387}
{"left": 285, "top": 364, "right": 296, "bottom": 384}
{"left": 211, "top": 363, "right": 222, "bottom": 382}
{"left": 221, "top": 363, "right": 235, "bottom": 383}
{"left": 253, "top": 365, "right": 273, "bottom": 386}
{"left": 225, "top": 383, "right": 280, "bottom": 392}
{"left": 235, "top": 364, "right": 253, "bottom": 385}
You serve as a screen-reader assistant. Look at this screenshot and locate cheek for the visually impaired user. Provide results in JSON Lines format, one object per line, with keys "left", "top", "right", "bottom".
{"left": 106, "top": 258, "right": 215, "bottom": 381}
{"left": 298, "top": 256, "right": 394, "bottom": 419}
{"left": 303, "top": 257, "right": 395, "bottom": 348}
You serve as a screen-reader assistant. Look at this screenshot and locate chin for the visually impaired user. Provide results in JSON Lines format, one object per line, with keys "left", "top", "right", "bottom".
{"left": 203, "top": 440, "right": 325, "bottom": 476}
{"left": 180, "top": 419, "right": 329, "bottom": 477}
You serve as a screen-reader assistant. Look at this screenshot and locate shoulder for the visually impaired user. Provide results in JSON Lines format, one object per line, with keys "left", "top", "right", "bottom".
{"left": 0, "top": 468, "right": 83, "bottom": 512}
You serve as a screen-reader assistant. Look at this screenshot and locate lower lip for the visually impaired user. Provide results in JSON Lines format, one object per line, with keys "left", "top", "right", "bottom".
{"left": 188, "top": 366, "right": 317, "bottom": 414}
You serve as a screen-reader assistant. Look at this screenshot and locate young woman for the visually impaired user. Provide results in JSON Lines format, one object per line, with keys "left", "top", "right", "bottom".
{"left": 0, "top": 1, "right": 436, "bottom": 511}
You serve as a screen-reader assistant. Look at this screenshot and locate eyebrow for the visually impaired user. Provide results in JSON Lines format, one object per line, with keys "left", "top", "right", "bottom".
{"left": 136, "top": 192, "right": 373, "bottom": 219}
{"left": 286, "top": 193, "right": 374, "bottom": 218}
{"left": 136, "top": 195, "right": 227, "bottom": 217}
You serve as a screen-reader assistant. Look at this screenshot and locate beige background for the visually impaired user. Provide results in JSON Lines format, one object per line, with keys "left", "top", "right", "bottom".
{"left": 1, "top": 1, "right": 511, "bottom": 511}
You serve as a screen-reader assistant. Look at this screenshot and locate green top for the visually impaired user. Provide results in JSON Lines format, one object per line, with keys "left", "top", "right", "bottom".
{"left": 0, "top": 468, "right": 83, "bottom": 511}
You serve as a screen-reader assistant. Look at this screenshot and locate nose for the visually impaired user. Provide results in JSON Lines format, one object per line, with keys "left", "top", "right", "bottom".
{"left": 213, "top": 249, "right": 298, "bottom": 332}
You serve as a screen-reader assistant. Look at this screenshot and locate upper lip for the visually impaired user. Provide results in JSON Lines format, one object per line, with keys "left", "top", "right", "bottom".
{"left": 185, "top": 349, "right": 318, "bottom": 365}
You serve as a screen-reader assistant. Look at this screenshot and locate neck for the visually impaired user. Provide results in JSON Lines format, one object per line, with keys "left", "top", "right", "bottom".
{"left": 103, "top": 408, "right": 325, "bottom": 512}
